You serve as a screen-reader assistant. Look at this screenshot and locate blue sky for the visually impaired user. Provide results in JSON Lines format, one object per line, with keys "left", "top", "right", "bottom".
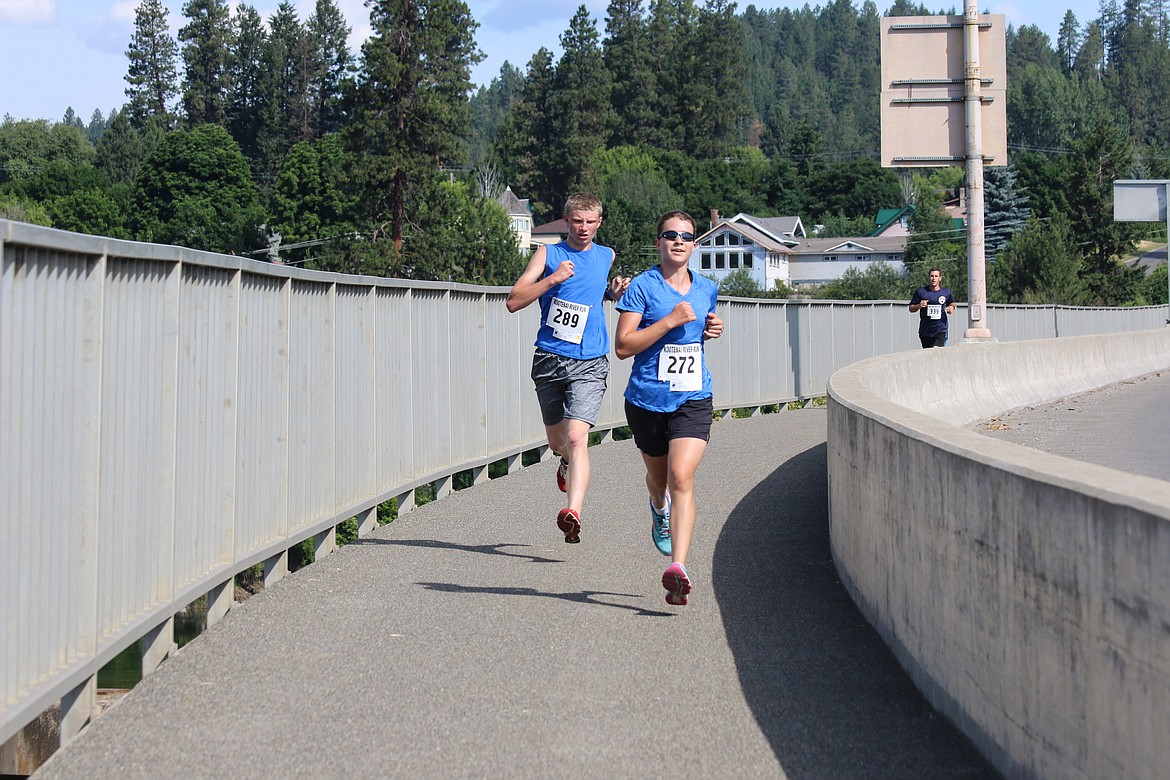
{"left": 0, "top": 0, "right": 1099, "bottom": 123}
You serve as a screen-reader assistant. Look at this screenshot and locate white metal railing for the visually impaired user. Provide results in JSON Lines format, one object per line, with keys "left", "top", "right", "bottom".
{"left": 2, "top": 218, "right": 1166, "bottom": 749}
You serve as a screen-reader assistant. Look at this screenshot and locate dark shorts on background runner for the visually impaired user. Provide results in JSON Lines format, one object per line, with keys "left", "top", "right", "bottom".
{"left": 531, "top": 348, "right": 609, "bottom": 426}
{"left": 625, "top": 396, "right": 714, "bottom": 457}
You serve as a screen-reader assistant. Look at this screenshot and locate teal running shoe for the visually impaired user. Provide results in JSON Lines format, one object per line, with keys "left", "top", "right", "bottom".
{"left": 650, "top": 494, "right": 671, "bottom": 556}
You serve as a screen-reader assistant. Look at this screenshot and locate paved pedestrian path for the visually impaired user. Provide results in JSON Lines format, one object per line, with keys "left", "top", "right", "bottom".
{"left": 35, "top": 410, "right": 996, "bottom": 779}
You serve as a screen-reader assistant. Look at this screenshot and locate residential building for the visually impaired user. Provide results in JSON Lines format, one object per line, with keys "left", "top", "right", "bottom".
{"left": 690, "top": 210, "right": 909, "bottom": 290}
{"left": 691, "top": 211, "right": 805, "bottom": 292}
{"left": 497, "top": 186, "right": 533, "bottom": 249}
{"left": 531, "top": 218, "right": 568, "bottom": 248}
{"left": 787, "top": 235, "right": 909, "bottom": 286}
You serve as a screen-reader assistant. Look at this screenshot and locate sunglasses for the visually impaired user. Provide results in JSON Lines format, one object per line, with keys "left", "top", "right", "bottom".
{"left": 658, "top": 230, "right": 695, "bottom": 242}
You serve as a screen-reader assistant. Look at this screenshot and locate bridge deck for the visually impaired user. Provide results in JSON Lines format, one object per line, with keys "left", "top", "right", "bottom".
{"left": 35, "top": 410, "right": 994, "bottom": 778}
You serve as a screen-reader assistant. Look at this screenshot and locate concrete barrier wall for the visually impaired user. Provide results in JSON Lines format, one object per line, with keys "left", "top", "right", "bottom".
{"left": 826, "top": 329, "right": 1170, "bottom": 779}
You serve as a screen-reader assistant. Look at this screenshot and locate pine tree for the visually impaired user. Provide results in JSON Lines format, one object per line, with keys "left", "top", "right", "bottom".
{"left": 492, "top": 49, "right": 559, "bottom": 220}
{"left": 348, "top": 0, "right": 482, "bottom": 252}
{"left": 603, "top": 0, "right": 658, "bottom": 147}
{"left": 1057, "top": 11, "right": 1081, "bottom": 74}
{"left": 307, "top": 0, "right": 354, "bottom": 136}
{"left": 179, "top": 0, "right": 234, "bottom": 127}
{"left": 227, "top": 3, "right": 267, "bottom": 163}
{"left": 983, "top": 166, "right": 1030, "bottom": 261}
{"left": 124, "top": 0, "right": 179, "bottom": 129}
{"left": 258, "top": 3, "right": 314, "bottom": 177}
{"left": 683, "top": 0, "right": 748, "bottom": 158}
{"left": 549, "top": 6, "right": 614, "bottom": 194}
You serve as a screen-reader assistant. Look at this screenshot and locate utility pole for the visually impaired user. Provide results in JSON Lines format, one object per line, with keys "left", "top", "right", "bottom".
{"left": 962, "top": 1, "right": 992, "bottom": 340}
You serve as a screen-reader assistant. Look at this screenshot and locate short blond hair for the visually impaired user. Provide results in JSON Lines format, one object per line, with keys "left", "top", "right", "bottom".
{"left": 563, "top": 192, "right": 603, "bottom": 218}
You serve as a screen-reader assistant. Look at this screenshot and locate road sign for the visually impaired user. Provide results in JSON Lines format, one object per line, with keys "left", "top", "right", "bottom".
{"left": 880, "top": 15, "right": 1007, "bottom": 168}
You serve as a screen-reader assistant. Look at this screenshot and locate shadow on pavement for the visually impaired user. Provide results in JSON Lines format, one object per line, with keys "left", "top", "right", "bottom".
{"left": 352, "top": 536, "right": 564, "bottom": 564}
{"left": 713, "top": 443, "right": 1000, "bottom": 778}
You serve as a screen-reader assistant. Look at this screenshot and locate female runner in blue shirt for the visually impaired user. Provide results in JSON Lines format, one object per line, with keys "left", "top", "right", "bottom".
{"left": 614, "top": 211, "right": 723, "bottom": 606}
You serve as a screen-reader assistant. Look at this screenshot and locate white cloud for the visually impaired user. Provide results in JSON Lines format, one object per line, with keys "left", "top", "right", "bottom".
{"left": 0, "top": 0, "right": 55, "bottom": 25}
{"left": 108, "top": 0, "right": 137, "bottom": 24}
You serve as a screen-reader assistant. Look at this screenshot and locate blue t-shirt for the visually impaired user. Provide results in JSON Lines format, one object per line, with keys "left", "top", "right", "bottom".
{"left": 911, "top": 286, "right": 954, "bottom": 338}
{"left": 534, "top": 241, "right": 615, "bottom": 360}
{"left": 617, "top": 266, "right": 718, "bottom": 413}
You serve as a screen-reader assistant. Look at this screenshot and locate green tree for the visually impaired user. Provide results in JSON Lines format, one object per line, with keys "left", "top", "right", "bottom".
{"left": 1057, "top": 10, "right": 1081, "bottom": 74}
{"left": 718, "top": 268, "right": 763, "bottom": 297}
{"left": 179, "top": 0, "right": 234, "bottom": 127}
{"left": 258, "top": 2, "right": 314, "bottom": 175}
{"left": 1061, "top": 115, "right": 1145, "bottom": 302}
{"left": 267, "top": 132, "right": 357, "bottom": 255}
{"left": 394, "top": 175, "right": 524, "bottom": 283}
{"left": 132, "top": 123, "right": 263, "bottom": 253}
{"left": 682, "top": 0, "right": 748, "bottom": 158}
{"left": 467, "top": 62, "right": 525, "bottom": 168}
{"left": 0, "top": 195, "right": 52, "bottom": 226}
{"left": 347, "top": 0, "right": 482, "bottom": 254}
{"left": 307, "top": 0, "right": 354, "bottom": 136}
{"left": 549, "top": 6, "right": 614, "bottom": 195}
{"left": 803, "top": 157, "right": 901, "bottom": 223}
{"left": 590, "top": 145, "right": 681, "bottom": 273}
{"left": 818, "top": 263, "right": 909, "bottom": 301}
{"left": 988, "top": 214, "right": 1086, "bottom": 304}
{"left": 903, "top": 173, "right": 966, "bottom": 299}
{"left": 983, "top": 166, "right": 1030, "bottom": 261}
{"left": 124, "top": 0, "right": 179, "bottom": 129}
{"left": 0, "top": 119, "right": 94, "bottom": 194}
{"left": 492, "top": 49, "right": 558, "bottom": 220}
{"left": 227, "top": 3, "right": 268, "bottom": 162}
{"left": 603, "top": 0, "right": 658, "bottom": 147}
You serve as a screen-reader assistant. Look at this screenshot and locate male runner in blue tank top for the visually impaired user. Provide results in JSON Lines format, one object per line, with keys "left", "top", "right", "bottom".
{"left": 506, "top": 193, "right": 630, "bottom": 543}
{"left": 615, "top": 210, "right": 723, "bottom": 606}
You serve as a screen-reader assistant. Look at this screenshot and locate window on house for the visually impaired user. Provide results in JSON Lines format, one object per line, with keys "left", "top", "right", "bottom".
{"left": 728, "top": 234, "right": 739, "bottom": 245}
{"left": 715, "top": 252, "right": 726, "bottom": 269}
{"left": 743, "top": 253, "right": 753, "bottom": 269}
{"left": 826, "top": 255, "right": 838, "bottom": 262}
{"left": 888, "top": 254, "right": 900, "bottom": 262}
{"left": 857, "top": 254, "right": 870, "bottom": 262}
{"left": 701, "top": 252, "right": 712, "bottom": 270}
{"left": 730, "top": 253, "right": 740, "bottom": 269}
{"left": 715, "top": 234, "right": 725, "bottom": 246}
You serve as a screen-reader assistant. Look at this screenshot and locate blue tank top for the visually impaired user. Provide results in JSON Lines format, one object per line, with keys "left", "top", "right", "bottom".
{"left": 534, "top": 241, "right": 615, "bottom": 360}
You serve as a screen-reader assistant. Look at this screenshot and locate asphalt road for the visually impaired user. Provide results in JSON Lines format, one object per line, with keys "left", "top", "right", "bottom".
{"left": 35, "top": 409, "right": 996, "bottom": 779}
{"left": 969, "top": 369, "right": 1170, "bottom": 482}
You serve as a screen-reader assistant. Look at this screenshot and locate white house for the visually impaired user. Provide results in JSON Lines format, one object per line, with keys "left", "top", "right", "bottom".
{"left": 691, "top": 211, "right": 908, "bottom": 289}
{"left": 690, "top": 212, "right": 804, "bottom": 292}
{"left": 787, "top": 235, "right": 908, "bottom": 286}
{"left": 497, "top": 186, "right": 533, "bottom": 249}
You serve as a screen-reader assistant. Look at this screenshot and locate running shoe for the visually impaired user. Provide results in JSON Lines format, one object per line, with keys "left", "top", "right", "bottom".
{"left": 662, "top": 562, "right": 691, "bottom": 606}
{"left": 556, "top": 507, "right": 581, "bottom": 543}
{"left": 556, "top": 456, "right": 568, "bottom": 493}
{"left": 650, "top": 494, "right": 672, "bottom": 556}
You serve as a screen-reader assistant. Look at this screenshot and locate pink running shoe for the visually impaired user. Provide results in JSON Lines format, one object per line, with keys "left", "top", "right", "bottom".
{"left": 556, "top": 457, "right": 568, "bottom": 493}
{"left": 662, "top": 562, "right": 691, "bottom": 606}
{"left": 556, "top": 507, "right": 581, "bottom": 543}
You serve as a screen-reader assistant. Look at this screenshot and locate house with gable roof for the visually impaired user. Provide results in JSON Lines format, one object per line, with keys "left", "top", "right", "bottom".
{"left": 690, "top": 211, "right": 804, "bottom": 292}
{"left": 786, "top": 235, "right": 909, "bottom": 285}
{"left": 496, "top": 186, "right": 534, "bottom": 249}
{"left": 690, "top": 210, "right": 910, "bottom": 290}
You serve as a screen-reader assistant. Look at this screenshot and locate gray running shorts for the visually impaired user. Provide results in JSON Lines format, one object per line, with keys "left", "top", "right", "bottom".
{"left": 530, "top": 348, "right": 609, "bottom": 427}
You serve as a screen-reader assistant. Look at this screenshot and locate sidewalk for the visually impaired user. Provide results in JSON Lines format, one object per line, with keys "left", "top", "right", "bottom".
{"left": 35, "top": 410, "right": 996, "bottom": 779}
